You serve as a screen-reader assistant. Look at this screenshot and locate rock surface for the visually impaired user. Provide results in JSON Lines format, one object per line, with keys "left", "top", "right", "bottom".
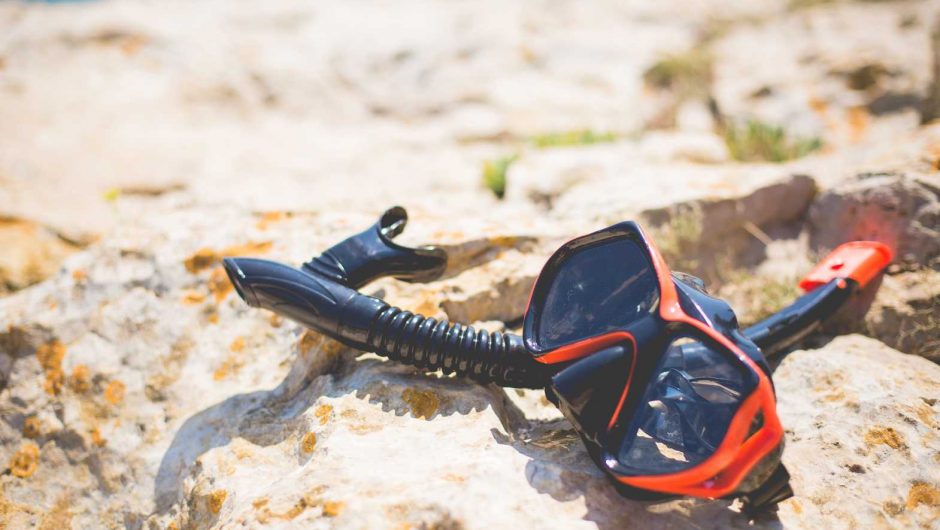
{"left": 774, "top": 335, "right": 940, "bottom": 530}
{"left": 1, "top": 0, "right": 939, "bottom": 529}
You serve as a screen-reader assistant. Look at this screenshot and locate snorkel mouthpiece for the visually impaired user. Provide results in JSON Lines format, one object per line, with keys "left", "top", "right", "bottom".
{"left": 222, "top": 257, "right": 384, "bottom": 350}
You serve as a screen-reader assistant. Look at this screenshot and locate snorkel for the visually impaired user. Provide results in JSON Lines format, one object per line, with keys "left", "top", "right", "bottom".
{"left": 223, "top": 207, "right": 551, "bottom": 389}
{"left": 224, "top": 206, "right": 891, "bottom": 514}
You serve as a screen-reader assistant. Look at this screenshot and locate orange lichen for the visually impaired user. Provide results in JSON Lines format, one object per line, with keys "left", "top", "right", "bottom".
{"left": 9, "top": 443, "right": 40, "bottom": 478}
{"left": 301, "top": 432, "right": 317, "bottom": 453}
{"left": 259, "top": 493, "right": 319, "bottom": 522}
{"left": 207, "top": 489, "right": 227, "bottom": 515}
{"left": 208, "top": 267, "right": 233, "bottom": 302}
{"left": 401, "top": 388, "right": 440, "bottom": 419}
{"left": 847, "top": 106, "right": 869, "bottom": 142}
{"left": 22, "top": 416, "right": 41, "bottom": 439}
{"left": 68, "top": 364, "right": 92, "bottom": 394}
{"left": 314, "top": 404, "right": 333, "bottom": 425}
{"left": 913, "top": 403, "right": 938, "bottom": 429}
{"left": 184, "top": 248, "right": 219, "bottom": 274}
{"left": 348, "top": 424, "right": 382, "bottom": 435}
{"left": 223, "top": 241, "right": 273, "bottom": 257}
{"left": 906, "top": 482, "right": 940, "bottom": 510}
{"left": 298, "top": 331, "right": 322, "bottom": 355}
{"left": 340, "top": 409, "right": 382, "bottom": 434}
{"left": 413, "top": 296, "right": 441, "bottom": 317}
{"left": 35, "top": 340, "right": 66, "bottom": 395}
{"left": 43, "top": 372, "right": 64, "bottom": 396}
{"left": 322, "top": 501, "right": 345, "bottom": 517}
{"left": 883, "top": 500, "right": 904, "bottom": 516}
{"left": 808, "top": 96, "right": 828, "bottom": 115}
{"left": 213, "top": 338, "right": 247, "bottom": 380}
{"left": 103, "top": 380, "right": 126, "bottom": 406}
{"left": 181, "top": 289, "right": 206, "bottom": 305}
{"left": 71, "top": 269, "right": 87, "bottom": 282}
{"left": 185, "top": 241, "right": 273, "bottom": 274}
{"left": 253, "top": 488, "right": 330, "bottom": 523}
{"left": 256, "top": 211, "right": 288, "bottom": 230}
{"left": 36, "top": 340, "right": 65, "bottom": 371}
{"left": 213, "top": 356, "right": 242, "bottom": 381}
{"left": 90, "top": 427, "right": 107, "bottom": 448}
{"left": 864, "top": 427, "right": 906, "bottom": 450}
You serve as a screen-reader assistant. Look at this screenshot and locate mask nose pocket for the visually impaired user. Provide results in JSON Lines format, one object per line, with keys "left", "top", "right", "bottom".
{"left": 615, "top": 335, "right": 756, "bottom": 475}
{"left": 547, "top": 341, "right": 636, "bottom": 445}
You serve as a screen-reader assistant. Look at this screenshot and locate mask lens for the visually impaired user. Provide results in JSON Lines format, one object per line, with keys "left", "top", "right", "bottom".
{"left": 536, "top": 237, "right": 659, "bottom": 350}
{"left": 616, "top": 335, "right": 756, "bottom": 475}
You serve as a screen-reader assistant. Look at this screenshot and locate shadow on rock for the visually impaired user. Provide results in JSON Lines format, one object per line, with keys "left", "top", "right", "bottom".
{"left": 490, "top": 396, "right": 783, "bottom": 530}
{"left": 152, "top": 339, "right": 503, "bottom": 516}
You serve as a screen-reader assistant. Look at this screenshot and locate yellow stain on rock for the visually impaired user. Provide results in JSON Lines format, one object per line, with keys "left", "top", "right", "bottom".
{"left": 906, "top": 482, "right": 940, "bottom": 510}
{"left": 314, "top": 404, "right": 333, "bottom": 425}
{"left": 68, "top": 364, "right": 92, "bottom": 394}
{"left": 103, "top": 380, "right": 126, "bottom": 406}
{"left": 208, "top": 267, "right": 233, "bottom": 303}
{"left": 322, "top": 501, "right": 345, "bottom": 517}
{"left": 90, "top": 427, "right": 107, "bottom": 448}
{"left": 35, "top": 340, "right": 66, "bottom": 396}
{"left": 9, "top": 442, "right": 40, "bottom": 478}
{"left": 401, "top": 388, "right": 440, "bottom": 419}
{"left": 213, "top": 356, "right": 242, "bottom": 381}
{"left": 864, "top": 427, "right": 906, "bottom": 450}
{"left": 913, "top": 402, "right": 938, "bottom": 429}
{"left": 254, "top": 488, "right": 327, "bottom": 523}
{"left": 22, "top": 416, "right": 41, "bottom": 439}
{"left": 298, "top": 331, "right": 321, "bottom": 355}
{"left": 184, "top": 248, "right": 219, "bottom": 274}
{"left": 207, "top": 489, "right": 227, "bottom": 515}
{"left": 180, "top": 289, "right": 206, "bottom": 305}
{"left": 256, "top": 211, "right": 288, "bottom": 230}
{"left": 301, "top": 432, "right": 317, "bottom": 453}
{"left": 184, "top": 242, "right": 272, "bottom": 274}
{"left": 213, "top": 337, "right": 248, "bottom": 380}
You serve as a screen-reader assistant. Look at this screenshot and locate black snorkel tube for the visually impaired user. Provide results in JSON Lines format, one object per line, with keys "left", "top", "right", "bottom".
{"left": 223, "top": 207, "right": 552, "bottom": 388}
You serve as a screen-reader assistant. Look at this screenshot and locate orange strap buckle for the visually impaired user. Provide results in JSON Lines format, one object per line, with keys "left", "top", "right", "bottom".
{"left": 799, "top": 241, "right": 893, "bottom": 292}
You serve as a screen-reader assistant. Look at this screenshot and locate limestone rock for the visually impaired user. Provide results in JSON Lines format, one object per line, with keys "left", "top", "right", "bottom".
{"left": 863, "top": 269, "right": 940, "bottom": 363}
{"left": 0, "top": 218, "right": 78, "bottom": 296}
{"left": 774, "top": 335, "right": 940, "bottom": 529}
{"left": 808, "top": 173, "right": 940, "bottom": 268}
